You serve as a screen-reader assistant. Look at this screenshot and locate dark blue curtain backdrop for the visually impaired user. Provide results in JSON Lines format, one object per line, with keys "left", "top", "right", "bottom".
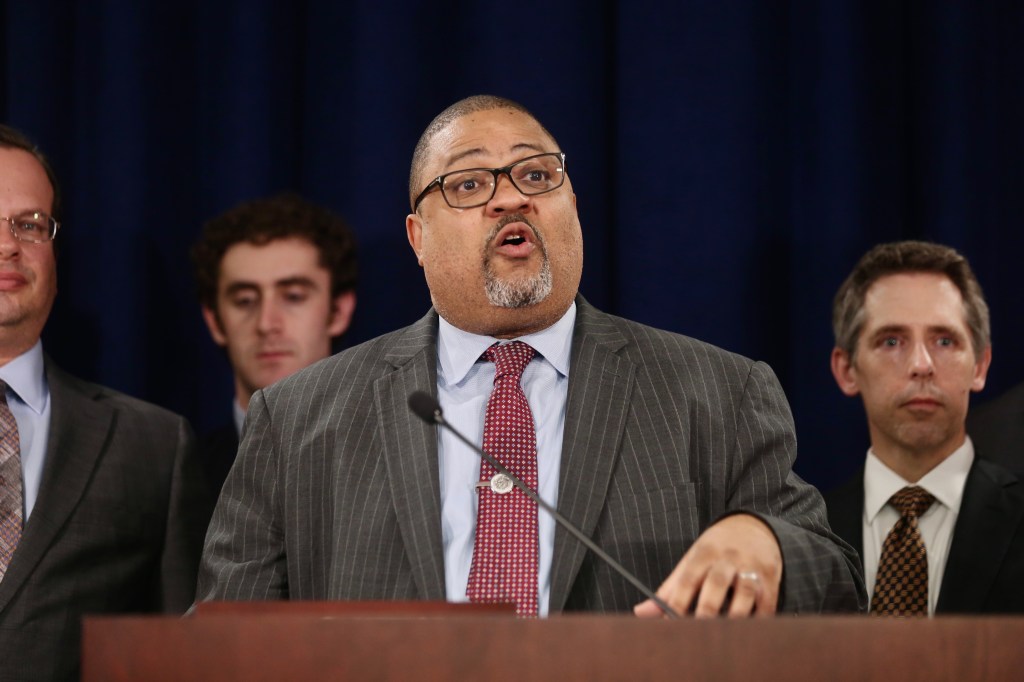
{"left": 2, "top": 1, "right": 1021, "bottom": 491}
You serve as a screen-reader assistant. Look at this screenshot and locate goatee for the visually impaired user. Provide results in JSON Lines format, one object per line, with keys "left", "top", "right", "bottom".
{"left": 482, "top": 215, "right": 553, "bottom": 308}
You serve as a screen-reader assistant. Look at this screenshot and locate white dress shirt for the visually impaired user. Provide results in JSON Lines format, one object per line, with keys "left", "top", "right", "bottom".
{"left": 232, "top": 399, "right": 246, "bottom": 436}
{"left": 436, "top": 302, "right": 575, "bottom": 616}
{"left": 862, "top": 439, "right": 974, "bottom": 614}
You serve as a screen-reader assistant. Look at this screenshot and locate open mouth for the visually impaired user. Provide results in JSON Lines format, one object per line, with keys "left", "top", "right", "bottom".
{"left": 493, "top": 222, "right": 534, "bottom": 248}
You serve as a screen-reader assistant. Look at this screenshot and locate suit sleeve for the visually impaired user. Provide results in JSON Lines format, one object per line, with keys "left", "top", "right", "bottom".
{"left": 159, "top": 416, "right": 213, "bottom": 612}
{"left": 727, "top": 361, "right": 867, "bottom": 613}
{"left": 196, "top": 389, "right": 289, "bottom": 601}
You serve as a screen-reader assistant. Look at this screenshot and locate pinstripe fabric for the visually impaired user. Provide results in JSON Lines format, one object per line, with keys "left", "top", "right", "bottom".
{"left": 198, "top": 296, "right": 866, "bottom": 613}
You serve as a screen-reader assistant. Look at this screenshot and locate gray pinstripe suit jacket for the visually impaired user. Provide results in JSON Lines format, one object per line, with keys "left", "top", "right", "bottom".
{"left": 198, "top": 297, "right": 866, "bottom": 613}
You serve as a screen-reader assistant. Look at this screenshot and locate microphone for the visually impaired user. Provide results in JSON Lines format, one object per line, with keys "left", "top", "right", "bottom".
{"left": 408, "top": 390, "right": 678, "bottom": 619}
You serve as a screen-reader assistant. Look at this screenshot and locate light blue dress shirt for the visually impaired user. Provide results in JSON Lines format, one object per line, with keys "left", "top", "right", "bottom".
{"left": 0, "top": 341, "right": 51, "bottom": 520}
{"left": 437, "top": 303, "right": 575, "bottom": 616}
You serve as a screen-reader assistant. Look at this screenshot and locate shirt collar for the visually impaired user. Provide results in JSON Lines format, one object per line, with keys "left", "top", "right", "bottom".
{"left": 0, "top": 340, "right": 48, "bottom": 414}
{"left": 437, "top": 302, "right": 576, "bottom": 387}
{"left": 233, "top": 399, "right": 247, "bottom": 436}
{"left": 864, "top": 438, "right": 975, "bottom": 522}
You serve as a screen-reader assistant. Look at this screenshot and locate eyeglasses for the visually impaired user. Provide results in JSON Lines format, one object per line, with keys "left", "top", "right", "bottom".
{"left": 0, "top": 212, "right": 60, "bottom": 243}
{"left": 413, "top": 152, "right": 566, "bottom": 210}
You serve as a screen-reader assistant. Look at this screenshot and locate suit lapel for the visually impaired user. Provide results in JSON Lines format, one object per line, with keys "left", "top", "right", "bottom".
{"left": 549, "top": 298, "right": 635, "bottom": 612}
{"left": 937, "top": 459, "right": 1024, "bottom": 612}
{"left": 0, "top": 360, "right": 114, "bottom": 612}
{"left": 375, "top": 311, "right": 447, "bottom": 600}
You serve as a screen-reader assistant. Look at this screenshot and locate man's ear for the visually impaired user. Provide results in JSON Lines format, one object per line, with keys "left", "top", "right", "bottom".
{"left": 201, "top": 306, "right": 228, "bottom": 347}
{"left": 971, "top": 345, "right": 993, "bottom": 393}
{"left": 831, "top": 347, "right": 861, "bottom": 397}
{"left": 406, "top": 213, "right": 424, "bottom": 266}
{"left": 327, "top": 291, "right": 356, "bottom": 337}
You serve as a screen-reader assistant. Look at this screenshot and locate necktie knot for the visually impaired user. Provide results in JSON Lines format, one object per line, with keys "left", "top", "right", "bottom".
{"left": 485, "top": 341, "right": 535, "bottom": 381}
{"left": 889, "top": 486, "right": 935, "bottom": 519}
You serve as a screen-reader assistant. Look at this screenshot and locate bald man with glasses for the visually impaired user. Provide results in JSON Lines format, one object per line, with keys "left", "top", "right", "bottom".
{"left": 199, "top": 95, "right": 864, "bottom": 619}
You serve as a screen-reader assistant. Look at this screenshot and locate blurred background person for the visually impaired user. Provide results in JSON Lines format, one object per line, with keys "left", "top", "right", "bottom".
{"left": 191, "top": 192, "right": 357, "bottom": 494}
{"left": 968, "top": 380, "right": 1024, "bottom": 475}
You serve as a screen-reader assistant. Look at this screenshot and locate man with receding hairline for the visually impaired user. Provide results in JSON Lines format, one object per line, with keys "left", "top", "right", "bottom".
{"left": 198, "top": 95, "right": 864, "bottom": 617}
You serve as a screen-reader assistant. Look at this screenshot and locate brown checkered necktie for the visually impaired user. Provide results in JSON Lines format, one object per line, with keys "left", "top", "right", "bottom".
{"left": 465, "top": 341, "right": 539, "bottom": 617}
{"left": 871, "top": 486, "right": 935, "bottom": 616}
{"left": 0, "top": 381, "right": 23, "bottom": 581}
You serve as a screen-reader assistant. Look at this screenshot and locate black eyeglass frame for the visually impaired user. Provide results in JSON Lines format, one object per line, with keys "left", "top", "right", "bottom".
{"left": 413, "top": 152, "right": 567, "bottom": 210}
{"left": 0, "top": 212, "right": 60, "bottom": 243}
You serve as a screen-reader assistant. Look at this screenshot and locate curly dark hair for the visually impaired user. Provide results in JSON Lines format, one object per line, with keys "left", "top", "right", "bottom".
{"left": 0, "top": 123, "right": 62, "bottom": 222}
{"left": 192, "top": 192, "right": 358, "bottom": 311}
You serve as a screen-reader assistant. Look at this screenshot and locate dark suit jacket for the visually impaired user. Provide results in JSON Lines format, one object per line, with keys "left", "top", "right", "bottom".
{"left": 825, "top": 457, "right": 1024, "bottom": 613}
{"left": 0, "top": 359, "right": 211, "bottom": 681}
{"left": 196, "top": 422, "right": 239, "bottom": 498}
{"left": 968, "top": 381, "right": 1024, "bottom": 475}
{"left": 199, "top": 297, "right": 865, "bottom": 613}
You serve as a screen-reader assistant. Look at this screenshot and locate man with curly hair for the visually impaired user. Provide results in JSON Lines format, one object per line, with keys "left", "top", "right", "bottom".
{"left": 192, "top": 193, "right": 357, "bottom": 494}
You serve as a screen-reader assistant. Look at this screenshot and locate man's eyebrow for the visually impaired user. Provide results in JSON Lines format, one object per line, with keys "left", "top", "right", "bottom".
{"left": 864, "top": 324, "right": 908, "bottom": 340}
{"left": 444, "top": 142, "right": 548, "bottom": 172}
{"left": 868, "top": 323, "right": 966, "bottom": 338}
{"left": 10, "top": 206, "right": 52, "bottom": 216}
{"left": 275, "top": 276, "right": 318, "bottom": 290}
{"left": 927, "top": 324, "right": 965, "bottom": 337}
{"left": 223, "top": 281, "right": 260, "bottom": 297}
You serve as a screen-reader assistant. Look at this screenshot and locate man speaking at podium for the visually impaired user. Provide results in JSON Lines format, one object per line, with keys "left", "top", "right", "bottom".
{"left": 198, "top": 96, "right": 864, "bottom": 617}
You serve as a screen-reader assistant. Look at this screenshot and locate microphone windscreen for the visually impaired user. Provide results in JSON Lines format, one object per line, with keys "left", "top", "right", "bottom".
{"left": 408, "top": 391, "right": 441, "bottom": 423}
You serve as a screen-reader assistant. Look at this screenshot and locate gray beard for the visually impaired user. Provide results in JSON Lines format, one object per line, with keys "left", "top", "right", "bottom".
{"left": 484, "top": 257, "right": 553, "bottom": 308}
{"left": 482, "top": 215, "right": 553, "bottom": 308}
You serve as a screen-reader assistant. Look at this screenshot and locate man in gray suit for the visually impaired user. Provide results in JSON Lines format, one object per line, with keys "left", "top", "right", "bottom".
{"left": 199, "top": 95, "right": 864, "bottom": 617}
{"left": 0, "top": 125, "right": 210, "bottom": 679}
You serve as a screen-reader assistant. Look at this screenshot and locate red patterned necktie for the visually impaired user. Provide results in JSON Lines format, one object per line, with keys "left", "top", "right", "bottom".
{"left": 871, "top": 486, "right": 935, "bottom": 616}
{"left": 0, "top": 382, "right": 23, "bottom": 581}
{"left": 466, "top": 341, "right": 539, "bottom": 617}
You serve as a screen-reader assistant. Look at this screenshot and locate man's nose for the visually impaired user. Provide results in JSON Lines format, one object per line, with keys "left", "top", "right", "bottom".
{"left": 256, "top": 300, "right": 283, "bottom": 334}
{"left": 0, "top": 220, "right": 21, "bottom": 257}
{"left": 486, "top": 173, "right": 531, "bottom": 214}
{"left": 909, "top": 341, "right": 935, "bottom": 378}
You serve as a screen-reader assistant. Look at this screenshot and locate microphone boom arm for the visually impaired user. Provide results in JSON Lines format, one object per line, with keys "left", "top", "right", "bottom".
{"left": 412, "top": 393, "right": 678, "bottom": 619}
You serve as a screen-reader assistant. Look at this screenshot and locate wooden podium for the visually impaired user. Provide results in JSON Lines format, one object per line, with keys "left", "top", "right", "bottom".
{"left": 83, "top": 603, "right": 1024, "bottom": 681}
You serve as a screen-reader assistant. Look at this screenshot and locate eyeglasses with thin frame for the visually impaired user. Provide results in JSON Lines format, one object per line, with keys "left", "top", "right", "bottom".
{"left": 413, "top": 152, "right": 566, "bottom": 210}
{"left": 0, "top": 212, "right": 60, "bottom": 243}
